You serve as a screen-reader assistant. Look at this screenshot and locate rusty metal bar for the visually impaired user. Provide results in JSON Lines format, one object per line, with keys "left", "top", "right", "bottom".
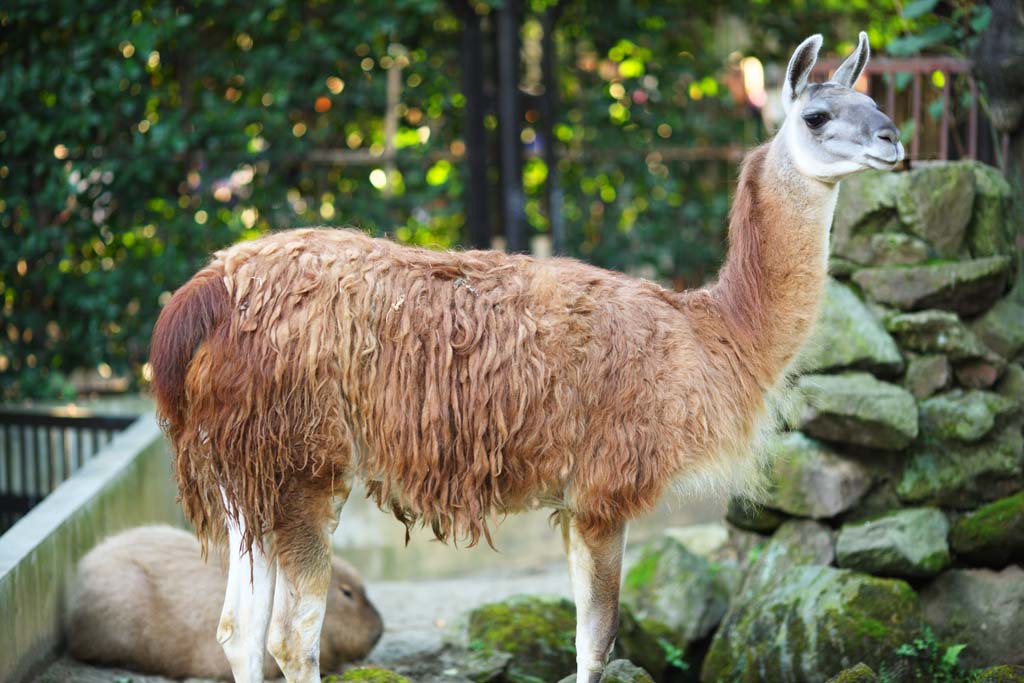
{"left": 939, "top": 76, "right": 950, "bottom": 160}
{"left": 968, "top": 77, "right": 978, "bottom": 159}
{"left": 886, "top": 73, "right": 896, "bottom": 118}
{"left": 911, "top": 73, "right": 922, "bottom": 160}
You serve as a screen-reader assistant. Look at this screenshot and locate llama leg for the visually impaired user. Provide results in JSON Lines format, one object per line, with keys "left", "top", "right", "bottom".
{"left": 565, "top": 514, "right": 627, "bottom": 683}
{"left": 218, "top": 509, "right": 276, "bottom": 683}
{"left": 267, "top": 489, "right": 348, "bottom": 683}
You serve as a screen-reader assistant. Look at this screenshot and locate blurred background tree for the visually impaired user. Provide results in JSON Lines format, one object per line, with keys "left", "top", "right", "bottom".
{"left": 0, "top": 0, "right": 998, "bottom": 400}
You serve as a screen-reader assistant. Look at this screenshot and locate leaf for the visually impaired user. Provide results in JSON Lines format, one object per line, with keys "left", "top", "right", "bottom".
{"left": 970, "top": 5, "right": 993, "bottom": 33}
{"left": 903, "top": 0, "right": 939, "bottom": 19}
{"left": 942, "top": 643, "right": 967, "bottom": 667}
{"left": 887, "top": 24, "right": 957, "bottom": 56}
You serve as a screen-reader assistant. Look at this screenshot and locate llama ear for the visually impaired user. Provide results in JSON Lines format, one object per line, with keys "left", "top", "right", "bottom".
{"left": 782, "top": 34, "right": 823, "bottom": 114}
{"left": 832, "top": 31, "right": 870, "bottom": 89}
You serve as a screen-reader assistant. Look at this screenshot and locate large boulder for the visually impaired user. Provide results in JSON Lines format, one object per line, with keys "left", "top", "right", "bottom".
{"left": 621, "top": 535, "right": 729, "bottom": 648}
{"left": 740, "top": 519, "right": 835, "bottom": 595}
{"left": 966, "top": 162, "right": 1020, "bottom": 259}
{"left": 920, "top": 566, "right": 1024, "bottom": 669}
{"left": 973, "top": 296, "right": 1024, "bottom": 361}
{"left": 799, "top": 280, "right": 904, "bottom": 375}
{"left": 726, "top": 497, "right": 786, "bottom": 533}
{"left": 831, "top": 171, "right": 904, "bottom": 263}
{"left": 950, "top": 491, "right": 1024, "bottom": 567}
{"left": 998, "top": 363, "right": 1024, "bottom": 404}
{"left": 894, "top": 162, "right": 976, "bottom": 256}
{"left": 919, "top": 390, "right": 1019, "bottom": 443}
{"left": 903, "top": 354, "right": 951, "bottom": 399}
{"left": 701, "top": 566, "right": 924, "bottom": 683}
{"left": 896, "top": 425, "right": 1024, "bottom": 508}
{"left": 825, "top": 663, "right": 878, "bottom": 683}
{"left": 324, "top": 669, "right": 413, "bottom": 683}
{"left": 764, "top": 432, "right": 872, "bottom": 518}
{"left": 974, "top": 665, "right": 1024, "bottom": 683}
{"left": 464, "top": 595, "right": 577, "bottom": 683}
{"left": 556, "top": 659, "right": 655, "bottom": 683}
{"left": 886, "top": 310, "right": 995, "bottom": 360}
{"left": 796, "top": 373, "right": 919, "bottom": 450}
{"left": 835, "top": 507, "right": 950, "bottom": 578}
{"left": 852, "top": 256, "right": 1012, "bottom": 315}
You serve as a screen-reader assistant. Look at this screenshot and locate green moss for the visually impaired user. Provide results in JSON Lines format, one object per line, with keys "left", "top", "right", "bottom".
{"left": 624, "top": 548, "right": 660, "bottom": 591}
{"left": 949, "top": 491, "right": 1024, "bottom": 565}
{"left": 466, "top": 595, "right": 577, "bottom": 682}
{"left": 322, "top": 667, "right": 412, "bottom": 683}
{"left": 972, "top": 664, "right": 1024, "bottom": 683}
{"left": 855, "top": 617, "right": 889, "bottom": 639}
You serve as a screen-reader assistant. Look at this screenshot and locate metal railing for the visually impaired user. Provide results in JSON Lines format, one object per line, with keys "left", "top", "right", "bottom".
{"left": 812, "top": 56, "right": 1009, "bottom": 171}
{"left": 0, "top": 407, "right": 138, "bottom": 533}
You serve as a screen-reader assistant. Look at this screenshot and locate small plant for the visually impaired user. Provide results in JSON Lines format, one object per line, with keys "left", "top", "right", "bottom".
{"left": 881, "top": 627, "right": 971, "bottom": 683}
{"left": 657, "top": 637, "right": 690, "bottom": 671}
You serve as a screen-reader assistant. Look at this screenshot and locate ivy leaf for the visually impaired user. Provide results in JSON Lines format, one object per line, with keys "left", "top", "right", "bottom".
{"left": 887, "top": 24, "right": 957, "bottom": 56}
{"left": 903, "top": 0, "right": 940, "bottom": 19}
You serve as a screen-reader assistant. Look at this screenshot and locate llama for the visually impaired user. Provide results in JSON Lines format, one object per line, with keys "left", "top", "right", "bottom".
{"left": 149, "top": 32, "right": 902, "bottom": 683}
{"left": 67, "top": 525, "right": 382, "bottom": 679}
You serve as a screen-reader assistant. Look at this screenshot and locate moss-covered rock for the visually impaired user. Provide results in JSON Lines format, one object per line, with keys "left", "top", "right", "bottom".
{"left": 997, "top": 363, "right": 1024, "bottom": 404}
{"left": 973, "top": 665, "right": 1024, "bottom": 683}
{"left": 740, "top": 519, "right": 835, "bottom": 595}
{"left": 904, "top": 354, "right": 952, "bottom": 399}
{"left": 796, "top": 373, "right": 919, "bottom": 450}
{"left": 824, "top": 663, "right": 879, "bottom": 683}
{"left": 950, "top": 491, "right": 1024, "bottom": 567}
{"left": 896, "top": 424, "right": 1024, "bottom": 508}
{"left": 966, "top": 161, "right": 1020, "bottom": 259}
{"left": 726, "top": 497, "right": 786, "bottom": 533}
{"left": 764, "top": 431, "right": 872, "bottom": 518}
{"left": 973, "top": 296, "right": 1024, "bottom": 361}
{"left": 323, "top": 668, "right": 413, "bottom": 683}
{"left": 894, "top": 162, "right": 976, "bottom": 256}
{"left": 465, "top": 595, "right": 578, "bottom": 683}
{"left": 621, "top": 535, "right": 729, "bottom": 648}
{"left": 556, "top": 659, "right": 656, "bottom": 683}
{"left": 886, "top": 310, "right": 994, "bottom": 360}
{"left": 920, "top": 566, "right": 1024, "bottom": 669}
{"left": 919, "top": 390, "right": 1019, "bottom": 443}
{"left": 831, "top": 171, "right": 904, "bottom": 263}
{"left": 835, "top": 507, "right": 950, "bottom": 578}
{"left": 868, "top": 232, "right": 930, "bottom": 266}
{"left": 852, "top": 256, "right": 1012, "bottom": 315}
{"left": 700, "top": 566, "right": 924, "bottom": 683}
{"left": 799, "top": 280, "right": 904, "bottom": 376}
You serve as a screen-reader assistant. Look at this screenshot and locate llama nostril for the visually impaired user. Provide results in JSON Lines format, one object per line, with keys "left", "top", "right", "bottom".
{"left": 877, "top": 128, "right": 898, "bottom": 145}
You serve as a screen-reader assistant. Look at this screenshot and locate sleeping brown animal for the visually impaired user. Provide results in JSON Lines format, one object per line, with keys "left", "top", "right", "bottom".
{"left": 67, "top": 525, "right": 382, "bottom": 679}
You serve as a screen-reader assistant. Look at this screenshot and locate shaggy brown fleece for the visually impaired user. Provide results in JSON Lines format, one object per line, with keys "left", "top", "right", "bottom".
{"left": 151, "top": 143, "right": 831, "bottom": 556}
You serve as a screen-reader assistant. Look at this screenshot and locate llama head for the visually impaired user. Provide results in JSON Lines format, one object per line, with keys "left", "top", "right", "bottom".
{"left": 779, "top": 32, "right": 904, "bottom": 183}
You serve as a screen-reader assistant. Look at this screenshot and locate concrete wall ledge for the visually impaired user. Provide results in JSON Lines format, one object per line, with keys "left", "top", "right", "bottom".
{"left": 0, "top": 413, "right": 182, "bottom": 683}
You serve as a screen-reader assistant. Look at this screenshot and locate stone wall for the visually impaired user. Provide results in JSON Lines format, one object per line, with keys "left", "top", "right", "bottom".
{"left": 694, "top": 160, "right": 1023, "bottom": 683}
{"left": 413, "top": 161, "right": 1022, "bottom": 683}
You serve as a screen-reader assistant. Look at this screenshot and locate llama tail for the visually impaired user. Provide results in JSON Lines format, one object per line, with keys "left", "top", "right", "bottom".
{"left": 149, "top": 266, "right": 230, "bottom": 439}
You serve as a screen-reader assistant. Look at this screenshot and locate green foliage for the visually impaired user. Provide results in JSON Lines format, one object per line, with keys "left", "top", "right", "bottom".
{"left": 656, "top": 637, "right": 690, "bottom": 671}
{"left": 0, "top": 0, "right": 986, "bottom": 399}
{"left": 881, "top": 627, "right": 972, "bottom": 683}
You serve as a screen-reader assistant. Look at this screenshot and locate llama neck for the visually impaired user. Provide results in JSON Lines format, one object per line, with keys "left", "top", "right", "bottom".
{"left": 708, "top": 140, "right": 839, "bottom": 385}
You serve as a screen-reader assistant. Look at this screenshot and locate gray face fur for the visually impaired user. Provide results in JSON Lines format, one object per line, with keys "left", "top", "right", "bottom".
{"left": 780, "top": 32, "right": 905, "bottom": 183}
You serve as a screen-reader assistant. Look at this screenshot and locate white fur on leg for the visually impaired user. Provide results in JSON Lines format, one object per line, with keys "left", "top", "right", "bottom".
{"left": 567, "top": 521, "right": 627, "bottom": 682}
{"left": 266, "top": 490, "right": 349, "bottom": 683}
{"left": 218, "top": 501, "right": 276, "bottom": 683}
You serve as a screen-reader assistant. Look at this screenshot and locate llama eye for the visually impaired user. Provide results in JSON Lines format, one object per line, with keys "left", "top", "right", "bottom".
{"left": 802, "top": 112, "right": 829, "bottom": 129}
{"left": 340, "top": 586, "right": 354, "bottom": 599}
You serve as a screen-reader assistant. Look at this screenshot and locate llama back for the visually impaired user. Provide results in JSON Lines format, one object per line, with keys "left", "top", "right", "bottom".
{"left": 67, "top": 525, "right": 382, "bottom": 678}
